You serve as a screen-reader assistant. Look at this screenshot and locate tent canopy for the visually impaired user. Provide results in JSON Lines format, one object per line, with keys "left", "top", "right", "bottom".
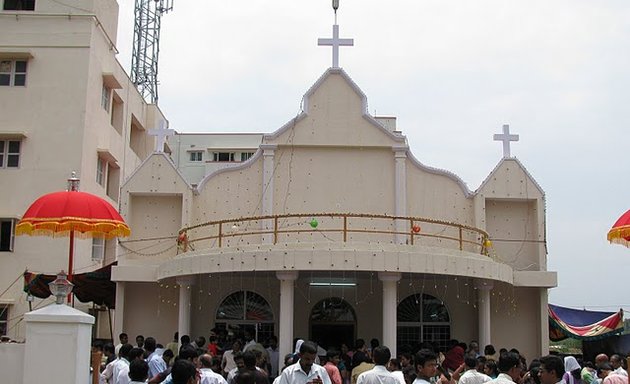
{"left": 23, "top": 262, "right": 116, "bottom": 308}
{"left": 549, "top": 304, "right": 623, "bottom": 341}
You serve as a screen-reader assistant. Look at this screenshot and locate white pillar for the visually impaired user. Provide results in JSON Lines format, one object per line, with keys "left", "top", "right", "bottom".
{"left": 379, "top": 272, "right": 401, "bottom": 353}
{"left": 276, "top": 271, "right": 298, "bottom": 372}
{"left": 539, "top": 288, "right": 550, "bottom": 355}
{"left": 177, "top": 275, "right": 196, "bottom": 340}
{"left": 113, "top": 281, "right": 125, "bottom": 339}
{"left": 393, "top": 146, "right": 408, "bottom": 244}
{"left": 23, "top": 303, "right": 94, "bottom": 384}
{"left": 477, "top": 281, "right": 492, "bottom": 350}
{"left": 261, "top": 144, "right": 277, "bottom": 244}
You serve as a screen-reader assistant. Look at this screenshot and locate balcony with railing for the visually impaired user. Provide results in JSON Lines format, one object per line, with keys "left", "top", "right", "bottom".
{"left": 176, "top": 212, "right": 492, "bottom": 256}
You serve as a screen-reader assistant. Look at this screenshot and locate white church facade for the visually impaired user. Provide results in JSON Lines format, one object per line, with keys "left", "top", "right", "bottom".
{"left": 0, "top": 0, "right": 557, "bottom": 364}
{"left": 115, "top": 66, "right": 556, "bottom": 361}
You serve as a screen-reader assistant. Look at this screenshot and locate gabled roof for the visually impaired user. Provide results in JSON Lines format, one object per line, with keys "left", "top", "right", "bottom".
{"left": 476, "top": 157, "right": 545, "bottom": 196}
{"left": 263, "top": 67, "right": 406, "bottom": 144}
{"left": 121, "top": 152, "right": 192, "bottom": 190}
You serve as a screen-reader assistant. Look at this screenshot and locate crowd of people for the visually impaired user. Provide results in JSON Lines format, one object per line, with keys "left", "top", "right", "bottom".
{"left": 93, "top": 332, "right": 630, "bottom": 384}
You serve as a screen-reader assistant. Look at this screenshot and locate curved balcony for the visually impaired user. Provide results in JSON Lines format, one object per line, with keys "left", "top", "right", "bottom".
{"left": 156, "top": 213, "right": 512, "bottom": 282}
{"left": 177, "top": 212, "right": 491, "bottom": 255}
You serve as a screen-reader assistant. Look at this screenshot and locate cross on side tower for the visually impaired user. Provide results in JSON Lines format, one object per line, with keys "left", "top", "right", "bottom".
{"left": 493, "top": 124, "right": 519, "bottom": 158}
{"left": 148, "top": 120, "right": 175, "bottom": 153}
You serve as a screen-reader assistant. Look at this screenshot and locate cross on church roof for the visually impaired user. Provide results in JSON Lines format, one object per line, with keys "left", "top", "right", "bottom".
{"left": 318, "top": 24, "right": 354, "bottom": 68}
{"left": 148, "top": 120, "right": 174, "bottom": 153}
{"left": 493, "top": 124, "right": 519, "bottom": 158}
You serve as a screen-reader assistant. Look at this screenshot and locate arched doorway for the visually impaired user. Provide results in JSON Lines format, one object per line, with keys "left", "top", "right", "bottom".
{"left": 310, "top": 297, "right": 356, "bottom": 350}
{"left": 215, "top": 290, "right": 275, "bottom": 343}
{"left": 397, "top": 293, "right": 451, "bottom": 351}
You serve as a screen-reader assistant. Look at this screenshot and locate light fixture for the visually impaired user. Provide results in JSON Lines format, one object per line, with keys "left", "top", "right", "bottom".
{"left": 308, "top": 278, "right": 357, "bottom": 287}
{"left": 309, "top": 281, "right": 356, "bottom": 287}
{"left": 48, "top": 271, "right": 74, "bottom": 304}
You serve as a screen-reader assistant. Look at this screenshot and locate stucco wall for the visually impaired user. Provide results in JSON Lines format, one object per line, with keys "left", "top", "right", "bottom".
{"left": 195, "top": 158, "right": 263, "bottom": 218}
{"left": 0, "top": 343, "right": 24, "bottom": 384}
{"left": 406, "top": 164, "right": 474, "bottom": 226}
{"left": 125, "top": 194, "right": 183, "bottom": 263}
{"left": 491, "top": 285, "right": 541, "bottom": 360}
{"left": 486, "top": 199, "right": 540, "bottom": 271}
{"left": 122, "top": 282, "right": 178, "bottom": 345}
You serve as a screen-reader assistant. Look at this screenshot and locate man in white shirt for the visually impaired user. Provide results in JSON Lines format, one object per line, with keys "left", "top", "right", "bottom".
{"left": 610, "top": 355, "right": 627, "bottom": 377}
{"left": 459, "top": 356, "right": 492, "bottom": 384}
{"left": 487, "top": 352, "right": 523, "bottom": 384}
{"left": 538, "top": 355, "right": 565, "bottom": 384}
{"left": 111, "top": 344, "right": 133, "bottom": 384}
{"left": 356, "top": 346, "right": 398, "bottom": 384}
{"left": 266, "top": 336, "right": 280, "bottom": 379}
{"left": 115, "top": 333, "right": 129, "bottom": 356}
{"left": 413, "top": 349, "right": 438, "bottom": 384}
{"left": 200, "top": 354, "right": 229, "bottom": 384}
{"left": 145, "top": 337, "right": 167, "bottom": 379}
{"left": 223, "top": 341, "right": 243, "bottom": 376}
{"left": 117, "top": 348, "right": 146, "bottom": 384}
{"left": 277, "top": 340, "right": 332, "bottom": 384}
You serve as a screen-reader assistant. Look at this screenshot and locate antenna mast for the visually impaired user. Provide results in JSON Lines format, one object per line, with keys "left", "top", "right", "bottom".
{"left": 131, "top": 0, "right": 173, "bottom": 104}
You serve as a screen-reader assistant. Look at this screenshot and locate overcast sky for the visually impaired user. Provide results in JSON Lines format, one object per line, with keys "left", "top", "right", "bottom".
{"left": 116, "top": 0, "right": 630, "bottom": 312}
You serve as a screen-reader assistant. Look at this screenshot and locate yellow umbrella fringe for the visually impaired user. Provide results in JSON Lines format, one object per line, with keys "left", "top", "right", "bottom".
{"left": 15, "top": 221, "right": 130, "bottom": 238}
{"left": 607, "top": 225, "right": 630, "bottom": 243}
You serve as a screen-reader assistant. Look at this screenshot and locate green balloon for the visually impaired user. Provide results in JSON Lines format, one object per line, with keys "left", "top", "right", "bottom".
{"left": 310, "top": 218, "right": 318, "bottom": 228}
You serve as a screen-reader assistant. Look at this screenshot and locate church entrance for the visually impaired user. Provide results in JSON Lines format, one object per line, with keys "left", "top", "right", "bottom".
{"left": 309, "top": 298, "right": 356, "bottom": 350}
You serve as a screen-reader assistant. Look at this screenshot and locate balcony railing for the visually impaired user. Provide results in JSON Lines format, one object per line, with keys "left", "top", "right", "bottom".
{"left": 176, "top": 213, "right": 491, "bottom": 256}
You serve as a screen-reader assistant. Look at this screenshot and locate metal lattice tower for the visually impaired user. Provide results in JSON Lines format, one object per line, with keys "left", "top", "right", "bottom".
{"left": 131, "top": 0, "right": 173, "bottom": 104}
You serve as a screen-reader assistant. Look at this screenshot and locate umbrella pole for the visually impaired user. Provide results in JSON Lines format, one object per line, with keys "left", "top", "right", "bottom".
{"left": 67, "top": 229, "right": 74, "bottom": 304}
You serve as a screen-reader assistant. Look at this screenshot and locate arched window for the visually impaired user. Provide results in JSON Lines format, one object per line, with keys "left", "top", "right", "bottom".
{"left": 215, "top": 291, "right": 274, "bottom": 342}
{"left": 397, "top": 293, "right": 450, "bottom": 351}
{"left": 310, "top": 297, "right": 356, "bottom": 350}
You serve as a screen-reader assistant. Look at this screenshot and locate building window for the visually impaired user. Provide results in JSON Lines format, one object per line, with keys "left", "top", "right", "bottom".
{"left": 189, "top": 151, "right": 203, "bottom": 162}
{"left": 0, "top": 140, "right": 21, "bottom": 168}
{"left": 212, "top": 152, "right": 234, "bottom": 162}
{"left": 215, "top": 291, "right": 274, "bottom": 344}
{"left": 96, "top": 157, "right": 106, "bottom": 186}
{"left": 397, "top": 293, "right": 450, "bottom": 351}
{"left": 0, "top": 218, "right": 15, "bottom": 252}
{"left": 3, "top": 0, "right": 35, "bottom": 10}
{"left": 0, "top": 305, "right": 8, "bottom": 336}
{"left": 240, "top": 152, "right": 254, "bottom": 162}
{"left": 91, "top": 238, "right": 104, "bottom": 261}
{"left": 101, "top": 84, "right": 111, "bottom": 111}
{"left": 0, "top": 60, "right": 27, "bottom": 86}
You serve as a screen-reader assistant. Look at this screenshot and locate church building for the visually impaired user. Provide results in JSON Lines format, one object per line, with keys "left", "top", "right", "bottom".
{"left": 0, "top": 0, "right": 557, "bottom": 365}
{"left": 114, "top": 22, "right": 556, "bottom": 360}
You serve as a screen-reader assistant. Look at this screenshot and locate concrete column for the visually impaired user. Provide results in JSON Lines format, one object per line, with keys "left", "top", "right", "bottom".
{"left": 539, "top": 288, "right": 549, "bottom": 356}
{"left": 23, "top": 303, "right": 94, "bottom": 384}
{"left": 477, "top": 281, "right": 493, "bottom": 350}
{"left": 113, "top": 281, "right": 125, "bottom": 338}
{"left": 379, "top": 272, "right": 401, "bottom": 353}
{"left": 177, "top": 275, "right": 196, "bottom": 341}
{"left": 276, "top": 271, "right": 298, "bottom": 372}
{"left": 261, "top": 144, "right": 277, "bottom": 244}
{"left": 393, "top": 146, "right": 408, "bottom": 244}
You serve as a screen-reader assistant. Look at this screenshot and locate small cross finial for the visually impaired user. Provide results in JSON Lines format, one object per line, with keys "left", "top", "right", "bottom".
{"left": 148, "top": 120, "right": 175, "bottom": 153}
{"left": 318, "top": 24, "right": 354, "bottom": 68}
{"left": 493, "top": 124, "right": 519, "bottom": 158}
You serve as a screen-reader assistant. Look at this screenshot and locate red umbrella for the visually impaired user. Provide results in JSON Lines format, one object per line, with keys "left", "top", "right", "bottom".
{"left": 607, "top": 209, "right": 630, "bottom": 247}
{"left": 15, "top": 176, "right": 130, "bottom": 284}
